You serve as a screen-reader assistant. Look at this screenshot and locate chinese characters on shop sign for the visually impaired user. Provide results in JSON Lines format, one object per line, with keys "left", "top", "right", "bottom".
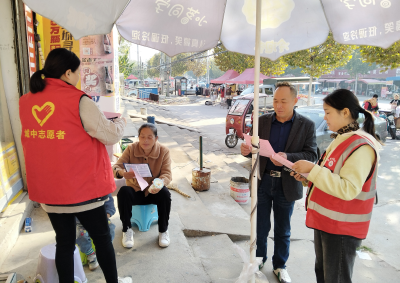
{"left": 49, "top": 21, "right": 75, "bottom": 51}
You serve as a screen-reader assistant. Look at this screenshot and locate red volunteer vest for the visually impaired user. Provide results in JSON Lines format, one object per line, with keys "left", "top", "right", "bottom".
{"left": 19, "top": 78, "right": 115, "bottom": 204}
{"left": 305, "top": 135, "right": 377, "bottom": 239}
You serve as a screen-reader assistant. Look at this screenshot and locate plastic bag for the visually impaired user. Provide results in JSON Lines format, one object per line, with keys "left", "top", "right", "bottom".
{"left": 232, "top": 244, "right": 269, "bottom": 283}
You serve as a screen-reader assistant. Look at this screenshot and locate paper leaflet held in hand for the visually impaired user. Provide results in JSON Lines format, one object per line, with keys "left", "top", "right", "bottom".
{"left": 123, "top": 164, "right": 153, "bottom": 191}
{"left": 244, "top": 134, "right": 309, "bottom": 179}
{"left": 103, "top": 111, "right": 121, "bottom": 120}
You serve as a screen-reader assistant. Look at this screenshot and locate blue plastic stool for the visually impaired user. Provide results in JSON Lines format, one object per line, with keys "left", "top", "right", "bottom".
{"left": 130, "top": 204, "right": 158, "bottom": 232}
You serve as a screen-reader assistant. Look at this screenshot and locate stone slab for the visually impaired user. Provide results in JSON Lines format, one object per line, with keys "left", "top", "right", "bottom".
{"left": 0, "top": 192, "right": 34, "bottom": 268}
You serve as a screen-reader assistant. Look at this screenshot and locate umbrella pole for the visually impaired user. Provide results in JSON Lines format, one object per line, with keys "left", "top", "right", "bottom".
{"left": 250, "top": 0, "right": 262, "bottom": 282}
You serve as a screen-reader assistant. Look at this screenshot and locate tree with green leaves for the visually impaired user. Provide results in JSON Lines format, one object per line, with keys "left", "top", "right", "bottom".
{"left": 146, "top": 52, "right": 189, "bottom": 78}
{"left": 146, "top": 52, "right": 161, "bottom": 78}
{"left": 209, "top": 58, "right": 225, "bottom": 79}
{"left": 359, "top": 41, "right": 400, "bottom": 71}
{"left": 118, "top": 38, "right": 136, "bottom": 79}
{"left": 213, "top": 43, "right": 287, "bottom": 76}
{"left": 345, "top": 49, "right": 376, "bottom": 95}
{"left": 186, "top": 52, "right": 207, "bottom": 78}
{"left": 283, "top": 66, "right": 304, "bottom": 77}
{"left": 171, "top": 53, "right": 189, "bottom": 77}
{"left": 283, "top": 33, "right": 355, "bottom": 104}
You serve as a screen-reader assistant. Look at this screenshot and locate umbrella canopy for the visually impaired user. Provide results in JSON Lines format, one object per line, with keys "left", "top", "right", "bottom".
{"left": 226, "top": 68, "right": 269, "bottom": 85}
{"left": 210, "top": 69, "right": 240, "bottom": 84}
{"left": 22, "top": 0, "right": 400, "bottom": 59}
{"left": 126, "top": 74, "right": 138, "bottom": 80}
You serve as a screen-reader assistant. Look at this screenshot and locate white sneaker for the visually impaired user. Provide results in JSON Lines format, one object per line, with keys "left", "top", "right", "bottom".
{"left": 273, "top": 268, "right": 291, "bottom": 283}
{"left": 122, "top": 228, "right": 134, "bottom": 248}
{"left": 87, "top": 253, "right": 99, "bottom": 271}
{"left": 159, "top": 230, "right": 170, "bottom": 247}
{"left": 118, "top": 277, "right": 132, "bottom": 283}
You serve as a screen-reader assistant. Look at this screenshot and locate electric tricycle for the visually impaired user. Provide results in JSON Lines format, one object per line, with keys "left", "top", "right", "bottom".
{"left": 225, "top": 93, "right": 272, "bottom": 148}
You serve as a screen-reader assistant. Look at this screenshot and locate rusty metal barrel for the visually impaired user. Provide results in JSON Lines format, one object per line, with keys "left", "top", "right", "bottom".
{"left": 192, "top": 167, "right": 211, "bottom": 191}
{"left": 191, "top": 136, "right": 211, "bottom": 191}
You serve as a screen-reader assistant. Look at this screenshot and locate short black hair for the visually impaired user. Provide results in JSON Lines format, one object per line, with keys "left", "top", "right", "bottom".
{"left": 275, "top": 81, "right": 297, "bottom": 98}
{"left": 373, "top": 94, "right": 379, "bottom": 98}
{"left": 138, "top": 123, "right": 157, "bottom": 137}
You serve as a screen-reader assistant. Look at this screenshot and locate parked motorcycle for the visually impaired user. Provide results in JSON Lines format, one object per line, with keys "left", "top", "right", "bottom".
{"left": 379, "top": 110, "right": 397, "bottom": 140}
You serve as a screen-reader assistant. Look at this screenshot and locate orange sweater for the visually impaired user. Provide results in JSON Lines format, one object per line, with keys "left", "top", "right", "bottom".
{"left": 112, "top": 141, "right": 172, "bottom": 196}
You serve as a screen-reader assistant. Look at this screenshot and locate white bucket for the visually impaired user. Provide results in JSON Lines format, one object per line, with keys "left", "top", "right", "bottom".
{"left": 34, "top": 243, "right": 87, "bottom": 283}
{"left": 230, "top": 177, "right": 250, "bottom": 205}
{"left": 140, "top": 107, "right": 147, "bottom": 115}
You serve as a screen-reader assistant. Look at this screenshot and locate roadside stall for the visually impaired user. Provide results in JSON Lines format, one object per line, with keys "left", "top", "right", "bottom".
{"left": 345, "top": 79, "right": 387, "bottom": 97}
{"left": 174, "top": 76, "right": 187, "bottom": 96}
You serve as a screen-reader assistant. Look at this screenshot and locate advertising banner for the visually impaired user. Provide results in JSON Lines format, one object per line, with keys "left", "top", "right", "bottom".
{"left": 381, "top": 86, "right": 389, "bottom": 98}
{"left": 24, "top": 5, "right": 37, "bottom": 76}
{"left": 0, "top": 142, "right": 23, "bottom": 212}
{"left": 79, "top": 26, "right": 120, "bottom": 112}
{"left": 37, "top": 16, "right": 119, "bottom": 112}
{"left": 36, "top": 15, "right": 81, "bottom": 89}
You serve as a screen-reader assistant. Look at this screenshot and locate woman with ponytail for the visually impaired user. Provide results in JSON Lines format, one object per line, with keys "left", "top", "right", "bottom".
{"left": 289, "top": 89, "right": 381, "bottom": 283}
{"left": 20, "top": 48, "right": 131, "bottom": 283}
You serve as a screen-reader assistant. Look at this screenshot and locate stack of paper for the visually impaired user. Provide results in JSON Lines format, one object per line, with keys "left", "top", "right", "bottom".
{"left": 124, "top": 164, "right": 153, "bottom": 191}
{"left": 244, "top": 134, "right": 309, "bottom": 178}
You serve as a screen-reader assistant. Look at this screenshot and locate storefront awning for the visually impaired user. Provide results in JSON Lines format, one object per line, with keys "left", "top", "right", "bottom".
{"left": 386, "top": 76, "right": 400, "bottom": 81}
{"left": 321, "top": 79, "right": 346, "bottom": 83}
{"left": 345, "top": 79, "right": 386, "bottom": 84}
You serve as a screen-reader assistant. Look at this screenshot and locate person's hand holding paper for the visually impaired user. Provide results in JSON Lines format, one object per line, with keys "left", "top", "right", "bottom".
{"left": 123, "top": 169, "right": 136, "bottom": 179}
{"left": 271, "top": 152, "right": 287, "bottom": 167}
{"left": 243, "top": 134, "right": 309, "bottom": 179}
{"left": 123, "top": 164, "right": 153, "bottom": 191}
{"left": 292, "top": 160, "right": 314, "bottom": 177}
{"left": 243, "top": 134, "right": 275, "bottom": 157}
{"left": 240, "top": 143, "right": 252, "bottom": 156}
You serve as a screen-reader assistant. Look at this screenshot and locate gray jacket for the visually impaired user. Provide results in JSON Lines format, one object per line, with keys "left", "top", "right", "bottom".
{"left": 251, "top": 111, "right": 318, "bottom": 202}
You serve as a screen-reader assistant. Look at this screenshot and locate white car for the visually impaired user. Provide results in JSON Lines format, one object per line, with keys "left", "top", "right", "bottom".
{"left": 233, "top": 84, "right": 275, "bottom": 100}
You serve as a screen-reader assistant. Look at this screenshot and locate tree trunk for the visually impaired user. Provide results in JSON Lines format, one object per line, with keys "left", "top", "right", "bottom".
{"left": 355, "top": 74, "right": 358, "bottom": 96}
{"left": 307, "top": 76, "right": 313, "bottom": 106}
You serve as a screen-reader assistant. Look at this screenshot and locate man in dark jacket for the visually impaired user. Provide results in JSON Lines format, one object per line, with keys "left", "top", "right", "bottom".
{"left": 241, "top": 82, "right": 317, "bottom": 283}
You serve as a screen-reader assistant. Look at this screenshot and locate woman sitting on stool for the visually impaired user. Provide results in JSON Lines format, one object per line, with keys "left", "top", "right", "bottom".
{"left": 113, "top": 123, "right": 172, "bottom": 248}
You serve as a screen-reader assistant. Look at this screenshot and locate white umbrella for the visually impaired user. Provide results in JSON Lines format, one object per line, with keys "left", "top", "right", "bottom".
{"left": 22, "top": 0, "right": 400, "bottom": 281}
{"left": 22, "top": 0, "right": 400, "bottom": 58}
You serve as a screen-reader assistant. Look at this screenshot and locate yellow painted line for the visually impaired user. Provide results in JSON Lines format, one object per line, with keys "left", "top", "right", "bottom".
{"left": 1, "top": 189, "right": 23, "bottom": 213}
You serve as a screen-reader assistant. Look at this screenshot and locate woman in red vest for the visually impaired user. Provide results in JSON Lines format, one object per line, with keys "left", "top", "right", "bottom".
{"left": 290, "top": 89, "right": 381, "bottom": 283}
{"left": 19, "top": 48, "right": 131, "bottom": 283}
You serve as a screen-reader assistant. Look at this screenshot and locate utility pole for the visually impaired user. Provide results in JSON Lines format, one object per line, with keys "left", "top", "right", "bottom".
{"left": 166, "top": 55, "right": 170, "bottom": 97}
{"left": 206, "top": 49, "right": 210, "bottom": 86}
{"left": 161, "top": 53, "right": 165, "bottom": 96}
{"left": 137, "top": 44, "right": 139, "bottom": 85}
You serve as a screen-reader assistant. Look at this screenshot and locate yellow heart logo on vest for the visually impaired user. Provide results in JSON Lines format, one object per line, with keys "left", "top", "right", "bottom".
{"left": 32, "top": 102, "right": 55, "bottom": 127}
